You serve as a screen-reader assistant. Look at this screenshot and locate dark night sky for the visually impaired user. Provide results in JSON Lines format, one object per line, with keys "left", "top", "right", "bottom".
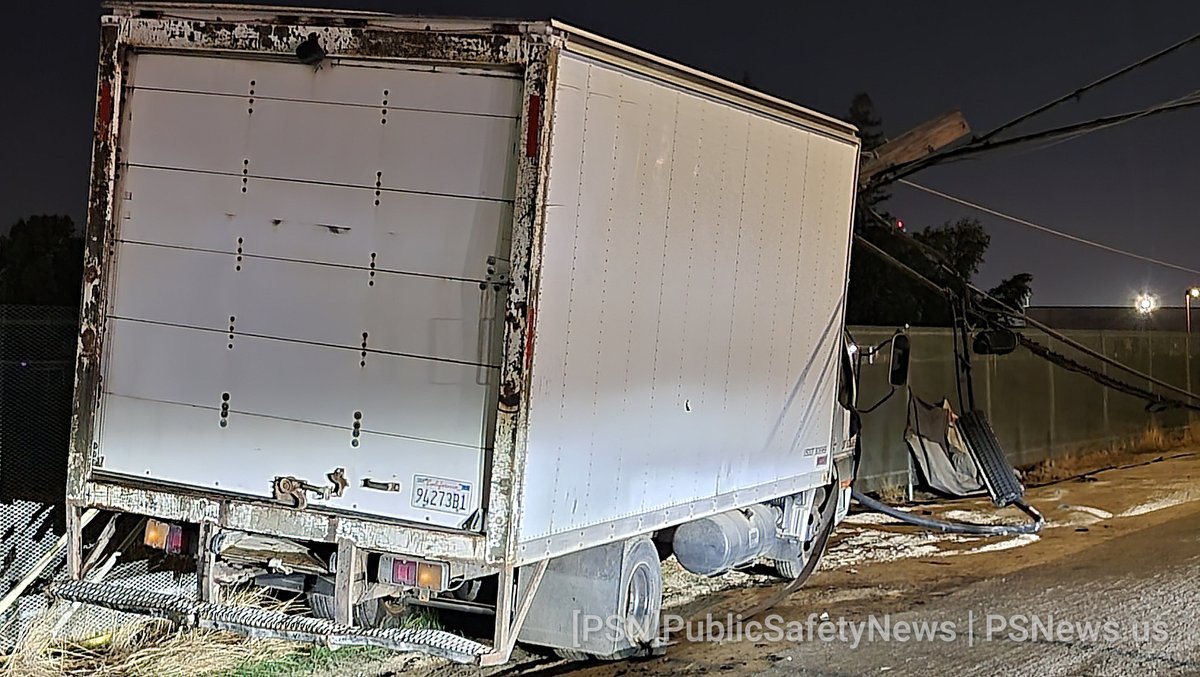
{"left": 7, "top": 1, "right": 1200, "bottom": 306}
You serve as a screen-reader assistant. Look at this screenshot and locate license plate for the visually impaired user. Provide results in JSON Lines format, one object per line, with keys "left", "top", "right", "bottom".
{"left": 411, "top": 475, "right": 473, "bottom": 515}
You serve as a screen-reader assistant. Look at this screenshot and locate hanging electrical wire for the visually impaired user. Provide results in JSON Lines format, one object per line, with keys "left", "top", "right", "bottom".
{"left": 904, "top": 89, "right": 1200, "bottom": 170}
{"left": 994, "top": 87, "right": 1200, "bottom": 155}
{"left": 873, "top": 184, "right": 1200, "bottom": 406}
{"left": 845, "top": 27, "right": 1200, "bottom": 536}
{"left": 897, "top": 179, "right": 1200, "bottom": 277}
{"left": 977, "top": 30, "right": 1200, "bottom": 142}
{"left": 871, "top": 89, "right": 1200, "bottom": 187}
{"left": 855, "top": 208, "right": 1200, "bottom": 411}
{"left": 1016, "top": 335, "right": 1185, "bottom": 412}
{"left": 866, "top": 29, "right": 1200, "bottom": 188}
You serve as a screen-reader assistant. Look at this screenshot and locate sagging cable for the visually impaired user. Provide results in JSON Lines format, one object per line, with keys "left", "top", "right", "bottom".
{"left": 852, "top": 490, "right": 1044, "bottom": 535}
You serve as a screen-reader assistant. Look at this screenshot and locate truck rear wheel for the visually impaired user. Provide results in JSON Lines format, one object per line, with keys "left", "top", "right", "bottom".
{"left": 772, "top": 483, "right": 838, "bottom": 581}
{"left": 528, "top": 535, "right": 662, "bottom": 661}
{"left": 307, "top": 592, "right": 395, "bottom": 629}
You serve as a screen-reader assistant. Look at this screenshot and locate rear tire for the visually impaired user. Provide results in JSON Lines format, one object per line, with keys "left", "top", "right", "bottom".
{"left": 542, "top": 536, "right": 662, "bottom": 661}
{"left": 554, "top": 648, "right": 593, "bottom": 662}
{"left": 307, "top": 592, "right": 396, "bottom": 628}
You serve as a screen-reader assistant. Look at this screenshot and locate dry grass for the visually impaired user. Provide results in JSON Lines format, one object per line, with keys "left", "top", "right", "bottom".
{"left": 1185, "top": 418, "right": 1200, "bottom": 446}
{"left": 1022, "top": 448, "right": 1127, "bottom": 486}
{"left": 874, "top": 483, "right": 908, "bottom": 504}
{"left": 0, "top": 589, "right": 307, "bottom": 677}
{"left": 1022, "top": 421, "right": 1195, "bottom": 486}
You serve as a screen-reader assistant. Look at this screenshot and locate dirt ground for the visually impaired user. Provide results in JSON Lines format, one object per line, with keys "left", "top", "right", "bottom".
{"left": 338, "top": 447, "right": 1200, "bottom": 677}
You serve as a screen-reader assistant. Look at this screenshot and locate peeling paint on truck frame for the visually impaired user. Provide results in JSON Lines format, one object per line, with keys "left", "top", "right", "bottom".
{"left": 66, "top": 2, "right": 861, "bottom": 664}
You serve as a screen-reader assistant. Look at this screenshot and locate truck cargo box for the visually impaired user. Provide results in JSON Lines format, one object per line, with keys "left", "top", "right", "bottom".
{"left": 65, "top": 3, "right": 860, "bottom": 663}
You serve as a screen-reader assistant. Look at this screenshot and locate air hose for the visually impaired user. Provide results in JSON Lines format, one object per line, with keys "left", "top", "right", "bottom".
{"left": 851, "top": 488, "right": 1044, "bottom": 535}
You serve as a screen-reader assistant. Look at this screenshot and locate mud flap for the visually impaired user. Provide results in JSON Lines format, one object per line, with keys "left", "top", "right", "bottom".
{"left": 50, "top": 580, "right": 489, "bottom": 664}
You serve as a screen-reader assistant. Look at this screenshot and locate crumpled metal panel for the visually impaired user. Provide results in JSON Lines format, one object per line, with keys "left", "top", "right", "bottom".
{"left": 50, "top": 580, "right": 197, "bottom": 621}
{"left": 52, "top": 580, "right": 490, "bottom": 663}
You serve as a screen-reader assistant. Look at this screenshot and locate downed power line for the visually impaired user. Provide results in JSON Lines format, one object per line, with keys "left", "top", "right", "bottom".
{"left": 898, "top": 179, "right": 1200, "bottom": 277}
{"left": 854, "top": 210, "right": 1200, "bottom": 412}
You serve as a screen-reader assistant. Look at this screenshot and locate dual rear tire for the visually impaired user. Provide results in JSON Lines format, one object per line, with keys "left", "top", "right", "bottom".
{"left": 307, "top": 592, "right": 397, "bottom": 628}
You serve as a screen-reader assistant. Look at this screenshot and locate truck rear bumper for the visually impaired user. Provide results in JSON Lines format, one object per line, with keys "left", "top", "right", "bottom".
{"left": 81, "top": 478, "right": 490, "bottom": 567}
{"left": 50, "top": 580, "right": 490, "bottom": 664}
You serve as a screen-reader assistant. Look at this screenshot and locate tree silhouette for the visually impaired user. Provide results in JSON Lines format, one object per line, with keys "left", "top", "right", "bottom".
{"left": 847, "top": 93, "right": 890, "bottom": 222}
{"left": 0, "top": 215, "right": 83, "bottom": 307}
{"left": 987, "top": 273, "right": 1034, "bottom": 310}
{"left": 844, "top": 94, "right": 1032, "bottom": 326}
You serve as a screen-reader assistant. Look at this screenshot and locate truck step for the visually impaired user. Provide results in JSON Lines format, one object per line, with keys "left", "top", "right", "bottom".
{"left": 50, "top": 580, "right": 489, "bottom": 664}
{"left": 956, "top": 410, "right": 1025, "bottom": 507}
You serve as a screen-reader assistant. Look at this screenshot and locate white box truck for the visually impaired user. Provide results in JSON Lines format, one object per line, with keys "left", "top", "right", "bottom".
{"left": 60, "top": 2, "right": 887, "bottom": 665}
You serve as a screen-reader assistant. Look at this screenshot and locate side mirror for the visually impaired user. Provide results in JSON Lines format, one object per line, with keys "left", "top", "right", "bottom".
{"left": 973, "top": 329, "right": 1017, "bottom": 355}
{"left": 888, "top": 333, "right": 911, "bottom": 387}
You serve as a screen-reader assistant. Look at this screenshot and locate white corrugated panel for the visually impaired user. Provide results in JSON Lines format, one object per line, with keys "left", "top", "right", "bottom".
{"left": 97, "top": 53, "right": 521, "bottom": 527}
{"left": 518, "top": 52, "right": 857, "bottom": 553}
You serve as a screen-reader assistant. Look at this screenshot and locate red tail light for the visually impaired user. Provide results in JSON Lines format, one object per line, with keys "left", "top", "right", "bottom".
{"left": 144, "top": 519, "right": 188, "bottom": 554}
{"left": 378, "top": 555, "right": 448, "bottom": 591}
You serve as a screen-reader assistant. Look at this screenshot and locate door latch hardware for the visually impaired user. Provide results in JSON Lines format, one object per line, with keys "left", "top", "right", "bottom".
{"left": 361, "top": 478, "right": 402, "bottom": 492}
{"left": 273, "top": 467, "right": 349, "bottom": 510}
{"left": 327, "top": 468, "right": 348, "bottom": 497}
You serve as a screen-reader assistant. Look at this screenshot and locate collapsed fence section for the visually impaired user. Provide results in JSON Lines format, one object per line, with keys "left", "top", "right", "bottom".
{"left": 853, "top": 326, "right": 1198, "bottom": 490}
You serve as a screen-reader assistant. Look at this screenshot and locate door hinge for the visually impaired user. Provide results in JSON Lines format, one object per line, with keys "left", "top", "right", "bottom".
{"left": 482, "top": 256, "right": 511, "bottom": 291}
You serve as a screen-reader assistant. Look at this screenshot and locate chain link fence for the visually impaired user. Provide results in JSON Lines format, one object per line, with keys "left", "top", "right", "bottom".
{"left": 0, "top": 305, "right": 78, "bottom": 646}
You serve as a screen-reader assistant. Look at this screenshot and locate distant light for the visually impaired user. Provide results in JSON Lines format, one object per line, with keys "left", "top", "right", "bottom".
{"left": 1188, "top": 287, "right": 1200, "bottom": 299}
{"left": 1135, "top": 293, "right": 1158, "bottom": 315}
{"left": 896, "top": 219, "right": 905, "bottom": 230}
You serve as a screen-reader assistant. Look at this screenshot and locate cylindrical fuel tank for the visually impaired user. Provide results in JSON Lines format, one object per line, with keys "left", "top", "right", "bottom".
{"left": 671, "top": 504, "right": 777, "bottom": 576}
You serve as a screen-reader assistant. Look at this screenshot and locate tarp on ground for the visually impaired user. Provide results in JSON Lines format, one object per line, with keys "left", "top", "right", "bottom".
{"left": 905, "top": 394, "right": 986, "bottom": 497}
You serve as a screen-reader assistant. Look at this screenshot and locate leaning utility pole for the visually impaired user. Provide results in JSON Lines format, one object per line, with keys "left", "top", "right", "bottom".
{"left": 858, "top": 110, "right": 970, "bottom": 187}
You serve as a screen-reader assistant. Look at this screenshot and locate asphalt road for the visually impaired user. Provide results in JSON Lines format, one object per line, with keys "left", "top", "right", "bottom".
{"left": 763, "top": 504, "right": 1200, "bottom": 676}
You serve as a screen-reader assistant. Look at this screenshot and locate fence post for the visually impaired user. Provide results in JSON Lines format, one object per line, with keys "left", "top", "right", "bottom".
{"left": 1100, "top": 331, "right": 1110, "bottom": 435}
{"left": 1147, "top": 332, "right": 1154, "bottom": 394}
{"left": 984, "top": 354, "right": 994, "bottom": 420}
{"left": 1047, "top": 347, "right": 1056, "bottom": 457}
{"left": 1186, "top": 333, "right": 1193, "bottom": 426}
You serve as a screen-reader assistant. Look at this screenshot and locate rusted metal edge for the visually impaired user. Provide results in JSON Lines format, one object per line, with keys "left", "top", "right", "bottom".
{"left": 108, "top": 5, "right": 854, "bottom": 142}
{"left": 484, "top": 43, "right": 556, "bottom": 566}
{"left": 68, "top": 21, "right": 124, "bottom": 505}
{"left": 118, "top": 16, "right": 529, "bottom": 64}
{"left": 105, "top": 2, "right": 550, "bottom": 35}
{"left": 86, "top": 481, "right": 491, "bottom": 566}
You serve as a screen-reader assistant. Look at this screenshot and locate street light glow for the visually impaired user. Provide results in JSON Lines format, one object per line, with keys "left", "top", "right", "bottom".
{"left": 1188, "top": 287, "right": 1200, "bottom": 299}
{"left": 1135, "top": 293, "right": 1158, "bottom": 315}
